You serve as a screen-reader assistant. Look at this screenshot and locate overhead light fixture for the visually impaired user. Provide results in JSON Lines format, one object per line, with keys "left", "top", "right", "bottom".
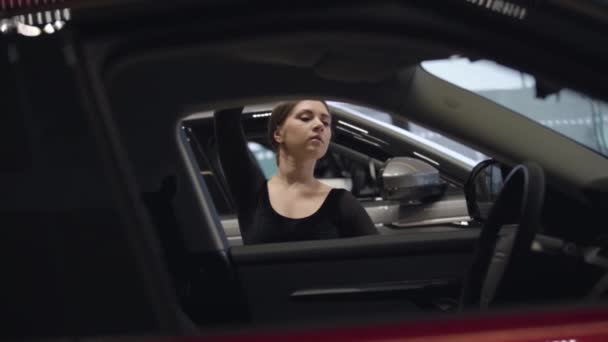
{"left": 0, "top": 20, "right": 10, "bottom": 33}
{"left": 17, "top": 21, "right": 41, "bottom": 36}
{"left": 464, "top": 0, "right": 528, "bottom": 20}
{"left": 43, "top": 22, "right": 54, "bottom": 34}
{"left": 1, "top": 6, "right": 71, "bottom": 37}
{"left": 53, "top": 20, "right": 64, "bottom": 30}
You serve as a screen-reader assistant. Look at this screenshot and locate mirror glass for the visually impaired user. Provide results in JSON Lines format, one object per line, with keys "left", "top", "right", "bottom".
{"left": 473, "top": 163, "right": 504, "bottom": 220}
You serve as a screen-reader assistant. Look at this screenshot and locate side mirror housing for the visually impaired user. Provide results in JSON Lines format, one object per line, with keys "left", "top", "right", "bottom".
{"left": 380, "top": 157, "right": 446, "bottom": 202}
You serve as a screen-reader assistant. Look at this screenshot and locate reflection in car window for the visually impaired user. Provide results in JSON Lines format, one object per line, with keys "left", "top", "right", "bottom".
{"left": 422, "top": 58, "right": 608, "bottom": 158}
{"left": 407, "top": 123, "right": 487, "bottom": 162}
{"left": 248, "top": 142, "right": 277, "bottom": 179}
{"left": 332, "top": 103, "right": 487, "bottom": 163}
{"left": 330, "top": 102, "right": 484, "bottom": 166}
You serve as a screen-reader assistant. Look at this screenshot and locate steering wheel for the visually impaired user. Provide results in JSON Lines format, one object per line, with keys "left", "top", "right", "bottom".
{"left": 461, "top": 162, "right": 545, "bottom": 309}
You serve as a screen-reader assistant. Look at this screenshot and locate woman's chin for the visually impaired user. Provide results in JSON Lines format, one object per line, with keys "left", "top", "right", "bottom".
{"left": 295, "top": 148, "right": 322, "bottom": 159}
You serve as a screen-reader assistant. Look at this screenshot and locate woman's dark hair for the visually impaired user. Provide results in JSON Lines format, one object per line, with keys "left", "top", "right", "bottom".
{"left": 267, "top": 100, "right": 330, "bottom": 164}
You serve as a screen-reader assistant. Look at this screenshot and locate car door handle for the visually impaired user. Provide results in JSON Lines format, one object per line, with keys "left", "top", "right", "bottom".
{"left": 291, "top": 279, "right": 457, "bottom": 300}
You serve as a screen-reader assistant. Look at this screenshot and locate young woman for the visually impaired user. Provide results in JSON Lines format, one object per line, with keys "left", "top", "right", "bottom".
{"left": 215, "top": 100, "right": 377, "bottom": 244}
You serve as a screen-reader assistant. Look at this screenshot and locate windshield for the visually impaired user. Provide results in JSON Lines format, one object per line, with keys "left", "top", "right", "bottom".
{"left": 422, "top": 58, "right": 608, "bottom": 158}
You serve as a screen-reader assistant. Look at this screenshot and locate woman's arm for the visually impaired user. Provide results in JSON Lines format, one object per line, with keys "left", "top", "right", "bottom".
{"left": 335, "top": 190, "right": 378, "bottom": 237}
{"left": 214, "top": 107, "right": 266, "bottom": 213}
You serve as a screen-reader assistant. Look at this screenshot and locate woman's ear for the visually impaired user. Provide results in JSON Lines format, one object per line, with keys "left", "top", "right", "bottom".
{"left": 273, "top": 126, "right": 283, "bottom": 144}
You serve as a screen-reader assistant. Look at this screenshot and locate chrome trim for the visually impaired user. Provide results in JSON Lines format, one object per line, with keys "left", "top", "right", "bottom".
{"left": 390, "top": 216, "right": 471, "bottom": 228}
{"left": 291, "top": 279, "right": 454, "bottom": 298}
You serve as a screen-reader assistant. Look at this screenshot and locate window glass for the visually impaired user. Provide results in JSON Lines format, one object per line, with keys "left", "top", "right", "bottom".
{"left": 422, "top": 58, "right": 608, "bottom": 158}
{"left": 332, "top": 103, "right": 487, "bottom": 164}
{"left": 248, "top": 142, "right": 277, "bottom": 179}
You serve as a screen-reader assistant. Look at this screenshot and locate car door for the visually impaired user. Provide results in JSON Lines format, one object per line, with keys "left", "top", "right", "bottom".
{"left": 228, "top": 231, "right": 478, "bottom": 323}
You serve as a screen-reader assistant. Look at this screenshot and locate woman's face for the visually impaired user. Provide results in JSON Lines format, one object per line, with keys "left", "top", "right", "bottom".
{"left": 274, "top": 100, "right": 332, "bottom": 161}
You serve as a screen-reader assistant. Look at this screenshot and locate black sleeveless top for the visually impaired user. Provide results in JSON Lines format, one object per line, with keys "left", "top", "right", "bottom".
{"left": 214, "top": 108, "right": 377, "bottom": 245}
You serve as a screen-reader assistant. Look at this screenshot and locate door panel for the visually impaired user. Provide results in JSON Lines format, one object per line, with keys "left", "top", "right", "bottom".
{"left": 230, "top": 230, "right": 478, "bottom": 323}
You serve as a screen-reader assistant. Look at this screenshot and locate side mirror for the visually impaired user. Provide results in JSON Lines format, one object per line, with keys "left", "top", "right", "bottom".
{"left": 465, "top": 159, "right": 505, "bottom": 222}
{"left": 380, "top": 157, "right": 447, "bottom": 202}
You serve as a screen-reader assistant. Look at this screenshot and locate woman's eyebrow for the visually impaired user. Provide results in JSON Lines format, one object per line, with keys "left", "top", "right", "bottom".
{"left": 295, "top": 109, "right": 314, "bottom": 116}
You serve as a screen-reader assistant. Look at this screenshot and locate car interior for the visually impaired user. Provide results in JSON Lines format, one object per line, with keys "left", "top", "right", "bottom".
{"left": 2, "top": 0, "right": 608, "bottom": 339}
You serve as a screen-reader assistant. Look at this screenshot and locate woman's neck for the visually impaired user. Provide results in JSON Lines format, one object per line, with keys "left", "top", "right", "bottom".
{"left": 274, "top": 152, "right": 317, "bottom": 186}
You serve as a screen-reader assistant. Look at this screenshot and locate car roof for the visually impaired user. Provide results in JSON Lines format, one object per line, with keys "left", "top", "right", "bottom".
{"left": 101, "top": 33, "right": 608, "bottom": 204}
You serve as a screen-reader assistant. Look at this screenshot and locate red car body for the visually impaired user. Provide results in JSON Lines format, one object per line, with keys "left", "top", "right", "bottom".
{"left": 202, "top": 307, "right": 608, "bottom": 342}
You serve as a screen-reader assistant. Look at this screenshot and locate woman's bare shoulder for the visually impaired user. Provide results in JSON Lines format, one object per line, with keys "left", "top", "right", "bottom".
{"left": 315, "top": 180, "right": 334, "bottom": 196}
